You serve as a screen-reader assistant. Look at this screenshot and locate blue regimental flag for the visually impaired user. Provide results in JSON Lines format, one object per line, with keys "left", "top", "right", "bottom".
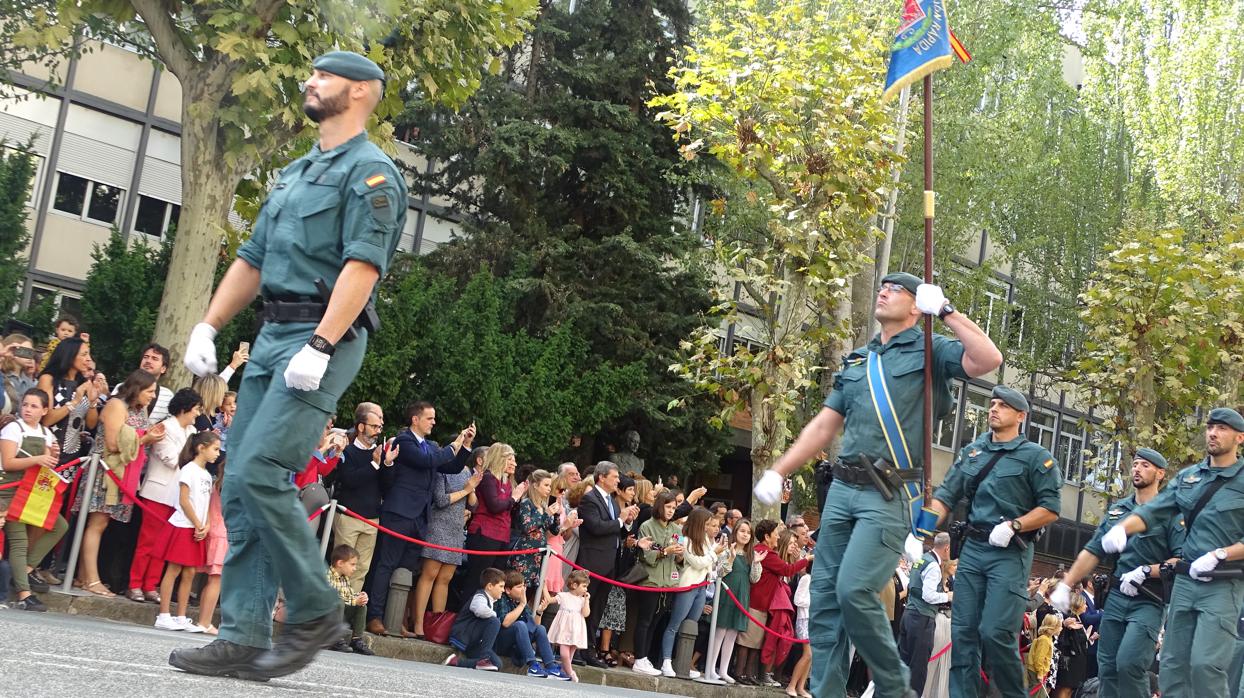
{"left": 883, "top": 0, "right": 956, "bottom": 102}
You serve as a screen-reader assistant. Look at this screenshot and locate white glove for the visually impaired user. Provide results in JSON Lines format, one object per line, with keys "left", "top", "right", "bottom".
{"left": 184, "top": 323, "right": 219, "bottom": 377}
{"left": 988, "top": 520, "right": 1016, "bottom": 548}
{"left": 1101, "top": 524, "right": 1129, "bottom": 554}
{"left": 754, "top": 470, "right": 784, "bottom": 506}
{"left": 1049, "top": 582, "right": 1073, "bottom": 614}
{"left": 283, "top": 344, "right": 331, "bottom": 391}
{"left": 915, "top": 283, "right": 948, "bottom": 315}
{"left": 1189, "top": 551, "right": 1221, "bottom": 582}
{"left": 904, "top": 533, "right": 924, "bottom": 564}
{"left": 1119, "top": 566, "right": 1148, "bottom": 596}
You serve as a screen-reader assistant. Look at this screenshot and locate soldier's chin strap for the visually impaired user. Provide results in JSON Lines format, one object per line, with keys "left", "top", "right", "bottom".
{"left": 866, "top": 351, "right": 937, "bottom": 539}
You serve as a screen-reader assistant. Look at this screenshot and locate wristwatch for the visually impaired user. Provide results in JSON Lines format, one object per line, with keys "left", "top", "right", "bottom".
{"left": 939, "top": 302, "right": 956, "bottom": 319}
{"left": 1215, "top": 547, "right": 1229, "bottom": 561}
{"left": 307, "top": 334, "right": 336, "bottom": 356}
{"left": 1009, "top": 519, "right": 1023, "bottom": 533}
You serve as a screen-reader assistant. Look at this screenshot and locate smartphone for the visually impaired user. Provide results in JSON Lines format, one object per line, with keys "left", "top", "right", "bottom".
{"left": 11, "top": 346, "right": 37, "bottom": 360}
{"left": 239, "top": 341, "right": 250, "bottom": 353}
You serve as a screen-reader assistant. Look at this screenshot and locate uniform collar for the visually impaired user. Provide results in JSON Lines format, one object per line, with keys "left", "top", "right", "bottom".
{"left": 1195, "top": 455, "right": 1244, "bottom": 478}
{"left": 982, "top": 432, "right": 1027, "bottom": 451}
{"left": 867, "top": 325, "right": 923, "bottom": 353}
{"left": 311, "top": 131, "right": 369, "bottom": 159}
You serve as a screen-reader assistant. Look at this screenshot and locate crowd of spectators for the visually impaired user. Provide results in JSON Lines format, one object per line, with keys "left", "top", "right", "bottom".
{"left": 0, "top": 315, "right": 832, "bottom": 689}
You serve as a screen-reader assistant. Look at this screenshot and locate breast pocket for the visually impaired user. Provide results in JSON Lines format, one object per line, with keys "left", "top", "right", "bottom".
{"left": 833, "top": 362, "right": 866, "bottom": 415}
{"left": 297, "top": 186, "right": 343, "bottom": 257}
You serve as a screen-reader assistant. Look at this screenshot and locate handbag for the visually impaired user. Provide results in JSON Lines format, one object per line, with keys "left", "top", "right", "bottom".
{"left": 298, "top": 481, "right": 330, "bottom": 516}
{"left": 620, "top": 561, "right": 648, "bottom": 585}
{"left": 423, "top": 610, "right": 457, "bottom": 645}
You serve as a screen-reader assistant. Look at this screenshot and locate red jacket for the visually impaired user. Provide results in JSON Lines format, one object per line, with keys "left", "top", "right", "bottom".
{"left": 749, "top": 543, "right": 809, "bottom": 612}
{"left": 294, "top": 452, "right": 340, "bottom": 490}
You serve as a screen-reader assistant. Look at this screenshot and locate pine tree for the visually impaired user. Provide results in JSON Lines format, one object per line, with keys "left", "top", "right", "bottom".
{"left": 402, "top": 0, "right": 728, "bottom": 474}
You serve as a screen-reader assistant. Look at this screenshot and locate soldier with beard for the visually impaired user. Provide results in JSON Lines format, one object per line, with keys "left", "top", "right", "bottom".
{"left": 171, "top": 51, "right": 406, "bottom": 681}
{"left": 1098, "top": 408, "right": 1244, "bottom": 696}
{"left": 1053, "top": 448, "right": 1180, "bottom": 698}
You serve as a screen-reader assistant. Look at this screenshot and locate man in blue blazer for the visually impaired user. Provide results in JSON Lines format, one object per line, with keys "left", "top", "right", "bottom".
{"left": 366, "top": 401, "right": 474, "bottom": 634}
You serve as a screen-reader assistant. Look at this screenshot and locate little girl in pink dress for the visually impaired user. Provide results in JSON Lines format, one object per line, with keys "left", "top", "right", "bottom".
{"left": 546, "top": 569, "right": 591, "bottom": 682}
{"left": 195, "top": 469, "right": 227, "bottom": 634}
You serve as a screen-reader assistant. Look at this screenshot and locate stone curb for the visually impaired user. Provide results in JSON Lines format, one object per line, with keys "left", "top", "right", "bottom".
{"left": 40, "top": 590, "right": 788, "bottom": 697}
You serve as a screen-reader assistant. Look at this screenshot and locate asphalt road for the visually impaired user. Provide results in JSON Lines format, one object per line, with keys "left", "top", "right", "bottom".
{"left": 0, "top": 610, "right": 658, "bottom": 698}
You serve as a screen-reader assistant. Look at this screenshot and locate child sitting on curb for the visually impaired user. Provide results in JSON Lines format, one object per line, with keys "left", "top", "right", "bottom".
{"left": 445, "top": 567, "right": 505, "bottom": 671}
{"left": 327, "top": 544, "right": 374, "bottom": 655}
{"left": 495, "top": 569, "right": 572, "bottom": 680}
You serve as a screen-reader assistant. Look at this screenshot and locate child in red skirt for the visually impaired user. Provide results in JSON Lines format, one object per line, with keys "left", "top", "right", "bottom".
{"left": 154, "top": 431, "right": 219, "bottom": 632}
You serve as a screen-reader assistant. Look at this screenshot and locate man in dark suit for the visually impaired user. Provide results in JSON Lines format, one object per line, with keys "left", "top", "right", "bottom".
{"left": 365, "top": 401, "right": 474, "bottom": 634}
{"left": 575, "top": 461, "right": 639, "bottom": 667}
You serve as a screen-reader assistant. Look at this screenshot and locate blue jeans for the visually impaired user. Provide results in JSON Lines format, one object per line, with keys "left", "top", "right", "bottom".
{"left": 453, "top": 615, "right": 502, "bottom": 669}
{"left": 662, "top": 585, "right": 707, "bottom": 660}
{"left": 496, "top": 619, "right": 557, "bottom": 667}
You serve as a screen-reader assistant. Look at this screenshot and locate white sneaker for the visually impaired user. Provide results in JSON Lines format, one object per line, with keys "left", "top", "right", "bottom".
{"left": 689, "top": 669, "right": 701, "bottom": 679}
{"left": 632, "top": 657, "right": 661, "bottom": 677}
{"left": 660, "top": 658, "right": 676, "bottom": 678}
{"left": 154, "top": 613, "right": 184, "bottom": 631}
{"left": 184, "top": 622, "right": 207, "bottom": 633}
{"left": 174, "top": 616, "right": 195, "bottom": 630}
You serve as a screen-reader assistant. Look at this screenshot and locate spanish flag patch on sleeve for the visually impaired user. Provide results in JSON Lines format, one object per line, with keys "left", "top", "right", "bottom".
{"left": 365, "top": 174, "right": 387, "bottom": 188}
{"left": 1043, "top": 459, "right": 1054, "bottom": 469}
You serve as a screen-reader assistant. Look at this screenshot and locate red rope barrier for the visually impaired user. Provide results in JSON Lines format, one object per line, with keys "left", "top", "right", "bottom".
{"left": 99, "top": 464, "right": 168, "bottom": 519}
{"left": 928, "top": 641, "right": 952, "bottom": 662}
{"left": 340, "top": 506, "right": 543, "bottom": 556}
{"left": 548, "top": 550, "right": 711, "bottom": 593}
{"left": 719, "top": 583, "right": 808, "bottom": 644}
{"left": 308, "top": 504, "right": 328, "bottom": 522}
{"left": 0, "top": 456, "right": 83, "bottom": 490}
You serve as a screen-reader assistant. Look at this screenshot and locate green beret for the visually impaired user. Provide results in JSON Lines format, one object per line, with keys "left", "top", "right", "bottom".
{"left": 990, "top": 385, "right": 1029, "bottom": 413}
{"left": 312, "top": 51, "right": 385, "bottom": 82}
{"left": 880, "top": 272, "right": 922, "bottom": 295}
{"left": 1207, "top": 407, "right": 1244, "bottom": 432}
{"left": 1134, "top": 447, "right": 1167, "bottom": 469}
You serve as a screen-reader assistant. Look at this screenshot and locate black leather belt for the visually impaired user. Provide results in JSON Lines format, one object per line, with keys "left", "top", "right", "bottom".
{"left": 261, "top": 300, "right": 328, "bottom": 324}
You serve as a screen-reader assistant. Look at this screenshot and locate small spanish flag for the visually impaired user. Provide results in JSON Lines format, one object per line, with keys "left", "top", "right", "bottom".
{"left": 6, "top": 466, "right": 69, "bottom": 530}
{"left": 1043, "top": 459, "right": 1054, "bottom": 469}
{"left": 365, "top": 174, "right": 387, "bottom": 188}
{"left": 949, "top": 30, "right": 971, "bottom": 63}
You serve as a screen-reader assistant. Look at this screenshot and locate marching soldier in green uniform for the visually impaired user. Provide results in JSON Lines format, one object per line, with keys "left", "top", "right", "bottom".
{"left": 170, "top": 51, "right": 406, "bottom": 681}
{"left": 755, "top": 272, "right": 1002, "bottom": 698}
{"left": 1053, "top": 448, "right": 1182, "bottom": 698}
{"left": 1100, "top": 407, "right": 1244, "bottom": 697}
{"left": 927, "top": 385, "right": 1061, "bottom": 698}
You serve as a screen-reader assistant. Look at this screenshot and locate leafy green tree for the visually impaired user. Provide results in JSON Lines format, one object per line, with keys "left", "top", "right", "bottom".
{"left": 340, "top": 259, "right": 642, "bottom": 462}
{"left": 80, "top": 232, "right": 254, "bottom": 384}
{"left": 652, "top": 0, "right": 898, "bottom": 518}
{"left": 4, "top": 0, "right": 538, "bottom": 386}
{"left": 0, "top": 141, "right": 37, "bottom": 319}
{"left": 1071, "top": 221, "right": 1244, "bottom": 480}
{"left": 402, "top": 0, "right": 728, "bottom": 476}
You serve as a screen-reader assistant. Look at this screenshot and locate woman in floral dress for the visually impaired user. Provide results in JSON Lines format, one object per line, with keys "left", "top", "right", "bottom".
{"left": 511, "top": 469, "right": 560, "bottom": 600}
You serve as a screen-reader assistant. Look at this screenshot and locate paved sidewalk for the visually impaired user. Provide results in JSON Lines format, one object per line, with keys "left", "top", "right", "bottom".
{"left": 37, "top": 590, "right": 785, "bottom": 697}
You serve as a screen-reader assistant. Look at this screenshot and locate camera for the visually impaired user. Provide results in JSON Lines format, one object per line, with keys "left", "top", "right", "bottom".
{"left": 11, "top": 346, "right": 38, "bottom": 360}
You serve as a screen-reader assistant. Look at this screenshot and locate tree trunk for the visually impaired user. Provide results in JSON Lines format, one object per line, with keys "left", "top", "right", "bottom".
{"left": 152, "top": 98, "right": 237, "bottom": 388}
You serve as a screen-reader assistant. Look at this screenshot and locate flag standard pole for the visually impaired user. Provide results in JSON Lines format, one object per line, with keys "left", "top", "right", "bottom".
{"left": 921, "top": 73, "right": 935, "bottom": 506}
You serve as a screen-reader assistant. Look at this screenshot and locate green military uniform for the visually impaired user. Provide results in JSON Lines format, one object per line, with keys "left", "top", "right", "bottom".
{"left": 219, "top": 56, "right": 405, "bottom": 649}
{"left": 932, "top": 387, "right": 1061, "bottom": 698}
{"left": 1083, "top": 448, "right": 1182, "bottom": 698}
{"left": 810, "top": 271, "right": 969, "bottom": 698}
{"left": 1132, "top": 413, "right": 1244, "bottom": 697}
